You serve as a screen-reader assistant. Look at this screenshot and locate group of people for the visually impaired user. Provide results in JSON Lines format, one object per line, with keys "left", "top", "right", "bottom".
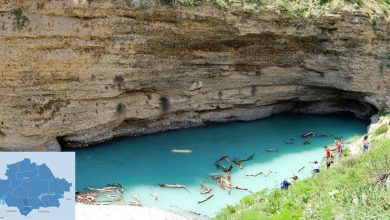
{"left": 281, "top": 135, "right": 370, "bottom": 190}
{"left": 322, "top": 139, "right": 342, "bottom": 169}
{"left": 322, "top": 135, "right": 370, "bottom": 170}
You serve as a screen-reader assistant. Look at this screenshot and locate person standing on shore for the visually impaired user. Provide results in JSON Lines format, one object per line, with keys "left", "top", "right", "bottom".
{"left": 362, "top": 136, "right": 369, "bottom": 152}
{"left": 335, "top": 140, "right": 343, "bottom": 162}
{"left": 323, "top": 146, "right": 333, "bottom": 169}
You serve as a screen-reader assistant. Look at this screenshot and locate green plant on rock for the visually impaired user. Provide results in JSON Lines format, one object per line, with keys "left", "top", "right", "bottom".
{"left": 276, "top": 2, "right": 293, "bottom": 14}
{"left": 12, "top": 8, "right": 28, "bottom": 30}
{"left": 373, "top": 124, "right": 388, "bottom": 137}
{"left": 378, "top": 101, "right": 390, "bottom": 116}
{"left": 160, "top": 0, "right": 175, "bottom": 6}
{"left": 245, "top": 0, "right": 265, "bottom": 7}
{"left": 386, "top": 54, "right": 390, "bottom": 68}
{"left": 318, "top": 0, "right": 331, "bottom": 6}
{"left": 347, "top": 0, "right": 364, "bottom": 7}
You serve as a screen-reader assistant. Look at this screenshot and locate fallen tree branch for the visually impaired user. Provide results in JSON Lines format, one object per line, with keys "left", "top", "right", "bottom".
{"left": 198, "top": 194, "right": 214, "bottom": 204}
{"left": 246, "top": 171, "right": 263, "bottom": 177}
{"left": 159, "top": 183, "right": 190, "bottom": 193}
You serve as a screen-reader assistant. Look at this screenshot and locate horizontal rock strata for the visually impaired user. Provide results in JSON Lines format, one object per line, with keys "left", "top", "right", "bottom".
{"left": 0, "top": 1, "right": 389, "bottom": 150}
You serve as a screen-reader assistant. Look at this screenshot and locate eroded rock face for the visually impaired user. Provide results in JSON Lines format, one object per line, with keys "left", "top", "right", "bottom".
{"left": 0, "top": 1, "right": 389, "bottom": 150}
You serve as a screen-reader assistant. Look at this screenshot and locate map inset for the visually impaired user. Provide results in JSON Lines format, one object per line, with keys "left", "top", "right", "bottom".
{"left": 0, "top": 153, "right": 75, "bottom": 220}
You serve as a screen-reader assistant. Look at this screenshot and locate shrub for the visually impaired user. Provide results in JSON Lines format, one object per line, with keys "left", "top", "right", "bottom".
{"left": 277, "top": 3, "right": 291, "bottom": 14}
{"left": 318, "top": 0, "right": 331, "bottom": 6}
{"left": 160, "top": 0, "right": 175, "bottom": 5}
{"left": 238, "top": 209, "right": 264, "bottom": 220}
{"left": 245, "top": 0, "right": 264, "bottom": 6}
{"left": 373, "top": 124, "right": 388, "bottom": 137}
{"left": 241, "top": 195, "right": 256, "bottom": 206}
{"left": 225, "top": 205, "right": 236, "bottom": 214}
{"left": 347, "top": 0, "right": 364, "bottom": 7}
{"left": 12, "top": 8, "right": 28, "bottom": 29}
{"left": 342, "top": 147, "right": 349, "bottom": 157}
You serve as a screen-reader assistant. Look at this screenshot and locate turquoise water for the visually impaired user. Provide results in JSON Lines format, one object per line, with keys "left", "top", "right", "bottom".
{"left": 73, "top": 114, "right": 368, "bottom": 217}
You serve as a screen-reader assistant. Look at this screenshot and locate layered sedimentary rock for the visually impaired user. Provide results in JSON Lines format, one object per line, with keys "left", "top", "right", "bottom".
{"left": 0, "top": 1, "right": 389, "bottom": 150}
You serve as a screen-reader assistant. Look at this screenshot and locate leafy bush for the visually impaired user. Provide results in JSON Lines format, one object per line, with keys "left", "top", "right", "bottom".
{"left": 277, "top": 3, "right": 291, "bottom": 14}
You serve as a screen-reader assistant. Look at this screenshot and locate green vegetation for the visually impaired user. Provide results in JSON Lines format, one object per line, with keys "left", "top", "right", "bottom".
{"left": 134, "top": 0, "right": 390, "bottom": 18}
{"left": 379, "top": 102, "right": 390, "bottom": 116}
{"left": 373, "top": 124, "right": 389, "bottom": 138}
{"left": 319, "top": 0, "right": 331, "bottom": 6}
{"left": 11, "top": 8, "right": 28, "bottom": 30}
{"left": 216, "top": 133, "right": 390, "bottom": 219}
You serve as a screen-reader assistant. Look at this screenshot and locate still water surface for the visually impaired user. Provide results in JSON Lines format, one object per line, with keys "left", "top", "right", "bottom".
{"left": 73, "top": 114, "right": 368, "bottom": 216}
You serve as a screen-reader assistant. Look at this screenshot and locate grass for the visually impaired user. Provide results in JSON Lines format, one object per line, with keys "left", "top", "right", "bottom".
{"left": 373, "top": 124, "right": 389, "bottom": 138}
{"left": 132, "top": 0, "right": 390, "bottom": 18}
{"left": 216, "top": 138, "right": 390, "bottom": 219}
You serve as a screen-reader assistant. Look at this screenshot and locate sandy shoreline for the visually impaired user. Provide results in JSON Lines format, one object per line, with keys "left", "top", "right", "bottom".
{"left": 76, "top": 204, "right": 205, "bottom": 220}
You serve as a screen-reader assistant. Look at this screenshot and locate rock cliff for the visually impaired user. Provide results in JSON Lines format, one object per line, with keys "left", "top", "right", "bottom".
{"left": 0, "top": 1, "right": 389, "bottom": 150}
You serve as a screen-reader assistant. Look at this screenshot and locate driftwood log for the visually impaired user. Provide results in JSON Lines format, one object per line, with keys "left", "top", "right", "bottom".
{"left": 229, "top": 185, "right": 248, "bottom": 191}
{"left": 198, "top": 194, "right": 214, "bottom": 204}
{"left": 215, "top": 163, "right": 233, "bottom": 172}
{"left": 200, "top": 184, "right": 213, "bottom": 194}
{"left": 265, "top": 170, "right": 277, "bottom": 177}
{"left": 246, "top": 171, "right": 263, "bottom": 177}
{"left": 159, "top": 184, "right": 190, "bottom": 193}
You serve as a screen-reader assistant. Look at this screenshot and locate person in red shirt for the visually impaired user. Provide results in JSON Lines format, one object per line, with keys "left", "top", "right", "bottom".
{"left": 323, "top": 146, "right": 333, "bottom": 169}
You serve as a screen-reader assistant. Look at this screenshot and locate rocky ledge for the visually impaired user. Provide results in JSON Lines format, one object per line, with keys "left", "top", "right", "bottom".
{"left": 0, "top": 1, "right": 389, "bottom": 150}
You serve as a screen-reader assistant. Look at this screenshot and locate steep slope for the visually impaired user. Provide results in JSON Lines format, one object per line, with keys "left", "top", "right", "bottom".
{"left": 216, "top": 115, "right": 390, "bottom": 219}
{"left": 0, "top": 1, "right": 389, "bottom": 150}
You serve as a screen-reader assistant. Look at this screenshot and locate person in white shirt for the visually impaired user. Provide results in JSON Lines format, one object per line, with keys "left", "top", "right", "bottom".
{"left": 312, "top": 161, "right": 320, "bottom": 174}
